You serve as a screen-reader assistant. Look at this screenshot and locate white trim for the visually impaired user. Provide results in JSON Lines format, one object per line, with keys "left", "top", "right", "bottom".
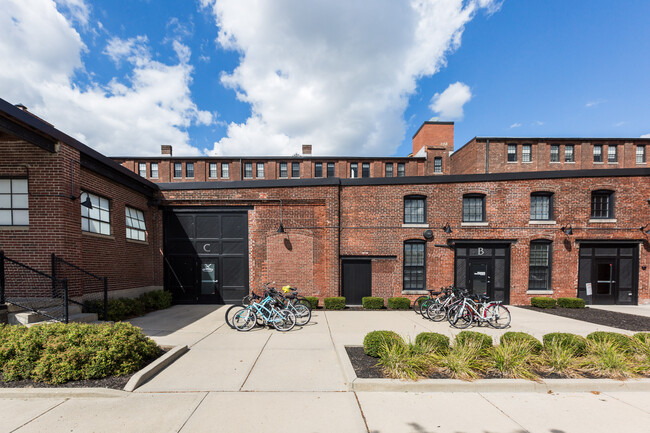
{"left": 529, "top": 220, "right": 557, "bottom": 225}
{"left": 402, "top": 223, "right": 429, "bottom": 228}
{"left": 527, "top": 290, "right": 554, "bottom": 295}
{"left": 461, "top": 222, "right": 489, "bottom": 227}
{"left": 402, "top": 290, "right": 429, "bottom": 295}
{"left": 589, "top": 219, "right": 617, "bottom": 223}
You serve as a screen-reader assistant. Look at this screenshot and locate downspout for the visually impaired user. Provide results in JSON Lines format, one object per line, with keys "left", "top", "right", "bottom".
{"left": 485, "top": 139, "right": 490, "bottom": 174}
{"left": 338, "top": 179, "right": 342, "bottom": 296}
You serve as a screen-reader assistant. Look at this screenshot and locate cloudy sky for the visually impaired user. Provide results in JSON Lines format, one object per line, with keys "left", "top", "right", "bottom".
{"left": 1, "top": 0, "right": 649, "bottom": 157}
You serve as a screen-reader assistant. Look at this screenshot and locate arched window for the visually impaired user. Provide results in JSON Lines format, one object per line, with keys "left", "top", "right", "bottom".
{"left": 404, "top": 240, "right": 426, "bottom": 290}
{"left": 404, "top": 195, "right": 426, "bottom": 224}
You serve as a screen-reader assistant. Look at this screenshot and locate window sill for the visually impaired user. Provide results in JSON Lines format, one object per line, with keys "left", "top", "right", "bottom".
{"left": 607, "top": 162, "right": 618, "bottom": 164}
{"left": 636, "top": 162, "right": 647, "bottom": 165}
{"left": 529, "top": 220, "right": 557, "bottom": 225}
{"left": 565, "top": 161, "right": 575, "bottom": 164}
{"left": 0, "top": 225, "right": 29, "bottom": 231}
{"left": 549, "top": 161, "right": 561, "bottom": 164}
{"left": 461, "top": 222, "right": 489, "bottom": 227}
{"left": 126, "top": 238, "right": 149, "bottom": 245}
{"left": 593, "top": 162, "right": 604, "bottom": 165}
{"left": 402, "top": 223, "right": 429, "bottom": 228}
{"left": 402, "top": 290, "right": 429, "bottom": 295}
{"left": 507, "top": 161, "right": 518, "bottom": 164}
{"left": 589, "top": 219, "right": 617, "bottom": 223}
{"left": 82, "top": 231, "right": 114, "bottom": 240}
{"left": 527, "top": 290, "right": 553, "bottom": 295}
{"left": 522, "top": 161, "right": 533, "bottom": 164}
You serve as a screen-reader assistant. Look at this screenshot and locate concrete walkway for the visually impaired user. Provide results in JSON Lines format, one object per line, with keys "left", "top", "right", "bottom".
{"left": 2, "top": 305, "right": 650, "bottom": 432}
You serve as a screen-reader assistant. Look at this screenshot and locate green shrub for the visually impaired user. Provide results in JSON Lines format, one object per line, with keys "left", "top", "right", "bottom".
{"left": 489, "top": 339, "right": 538, "bottom": 379}
{"left": 587, "top": 332, "right": 632, "bottom": 353}
{"left": 363, "top": 330, "right": 404, "bottom": 357}
{"left": 500, "top": 332, "right": 543, "bottom": 354}
{"left": 455, "top": 331, "right": 492, "bottom": 351}
{"left": 543, "top": 333, "right": 587, "bottom": 356}
{"left": 362, "top": 297, "right": 384, "bottom": 310}
{"left": 140, "top": 290, "right": 173, "bottom": 311}
{"left": 0, "top": 323, "right": 160, "bottom": 384}
{"left": 557, "top": 297, "right": 586, "bottom": 309}
{"left": 324, "top": 297, "right": 346, "bottom": 310}
{"left": 531, "top": 297, "right": 556, "bottom": 309}
{"left": 414, "top": 332, "right": 450, "bottom": 354}
{"left": 86, "top": 290, "right": 172, "bottom": 321}
{"left": 634, "top": 332, "right": 650, "bottom": 344}
{"left": 304, "top": 296, "right": 319, "bottom": 310}
{"left": 434, "top": 339, "right": 487, "bottom": 380}
{"left": 387, "top": 297, "right": 410, "bottom": 310}
{"left": 541, "top": 338, "right": 581, "bottom": 377}
{"left": 583, "top": 339, "right": 632, "bottom": 379}
{"left": 376, "top": 341, "right": 433, "bottom": 380}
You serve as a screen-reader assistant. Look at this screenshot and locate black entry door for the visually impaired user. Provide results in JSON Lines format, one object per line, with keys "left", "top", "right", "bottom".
{"left": 468, "top": 258, "right": 491, "bottom": 298}
{"left": 593, "top": 258, "right": 616, "bottom": 305}
{"left": 342, "top": 259, "right": 371, "bottom": 305}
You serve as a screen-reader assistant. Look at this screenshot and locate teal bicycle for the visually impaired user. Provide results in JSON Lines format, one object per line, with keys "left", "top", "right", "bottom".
{"left": 233, "top": 288, "right": 296, "bottom": 332}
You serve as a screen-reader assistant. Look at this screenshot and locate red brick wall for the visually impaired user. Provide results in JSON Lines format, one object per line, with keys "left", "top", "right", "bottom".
{"left": 413, "top": 122, "right": 454, "bottom": 156}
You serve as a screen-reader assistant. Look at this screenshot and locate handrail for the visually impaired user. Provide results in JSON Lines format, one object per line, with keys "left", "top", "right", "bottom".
{"left": 52, "top": 254, "right": 103, "bottom": 281}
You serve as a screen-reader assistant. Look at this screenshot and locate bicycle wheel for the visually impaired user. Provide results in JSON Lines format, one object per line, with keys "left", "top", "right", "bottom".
{"left": 296, "top": 297, "right": 313, "bottom": 311}
{"left": 233, "top": 308, "right": 256, "bottom": 331}
{"left": 487, "top": 304, "right": 511, "bottom": 329}
{"left": 447, "top": 304, "right": 473, "bottom": 329}
{"left": 292, "top": 303, "right": 312, "bottom": 326}
{"left": 224, "top": 304, "right": 243, "bottom": 329}
{"left": 412, "top": 296, "right": 428, "bottom": 314}
{"left": 241, "top": 295, "right": 252, "bottom": 306}
{"left": 419, "top": 298, "right": 435, "bottom": 318}
{"left": 272, "top": 309, "right": 296, "bottom": 332}
{"left": 426, "top": 301, "right": 446, "bottom": 322}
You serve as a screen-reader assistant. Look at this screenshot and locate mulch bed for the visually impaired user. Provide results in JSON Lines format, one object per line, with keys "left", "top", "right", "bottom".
{"left": 522, "top": 306, "right": 650, "bottom": 332}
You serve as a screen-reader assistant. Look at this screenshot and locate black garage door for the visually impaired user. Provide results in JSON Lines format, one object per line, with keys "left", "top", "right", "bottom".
{"left": 163, "top": 208, "right": 249, "bottom": 304}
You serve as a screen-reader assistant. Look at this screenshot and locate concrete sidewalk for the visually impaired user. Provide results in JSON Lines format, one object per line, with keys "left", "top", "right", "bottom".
{"left": 3, "top": 305, "right": 650, "bottom": 432}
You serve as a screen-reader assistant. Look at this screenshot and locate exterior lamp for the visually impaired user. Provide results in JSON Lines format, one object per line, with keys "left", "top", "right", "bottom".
{"left": 79, "top": 194, "right": 93, "bottom": 209}
{"left": 641, "top": 224, "right": 650, "bottom": 235}
{"left": 277, "top": 223, "right": 285, "bottom": 233}
{"left": 442, "top": 223, "right": 452, "bottom": 234}
{"left": 561, "top": 225, "right": 573, "bottom": 236}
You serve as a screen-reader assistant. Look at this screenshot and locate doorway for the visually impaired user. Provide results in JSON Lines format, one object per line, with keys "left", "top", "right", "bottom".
{"left": 341, "top": 259, "right": 371, "bottom": 305}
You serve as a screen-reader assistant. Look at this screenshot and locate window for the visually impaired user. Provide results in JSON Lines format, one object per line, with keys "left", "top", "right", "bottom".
{"left": 350, "top": 163, "right": 358, "bottom": 178}
{"left": 550, "top": 145, "right": 559, "bottom": 162}
{"left": 507, "top": 144, "right": 517, "bottom": 162}
{"left": 522, "top": 144, "right": 532, "bottom": 162}
{"left": 125, "top": 206, "right": 146, "bottom": 241}
{"left": 221, "top": 162, "right": 230, "bottom": 179}
{"left": 637, "top": 145, "right": 647, "bottom": 164}
{"left": 397, "top": 162, "right": 405, "bottom": 177}
{"left": 80, "top": 191, "right": 110, "bottom": 236}
{"left": 150, "top": 163, "right": 159, "bottom": 179}
{"left": 279, "top": 162, "right": 288, "bottom": 178}
{"left": 385, "top": 163, "right": 394, "bottom": 177}
{"left": 433, "top": 157, "right": 442, "bottom": 173}
{"left": 593, "top": 144, "right": 603, "bottom": 163}
{"left": 608, "top": 145, "right": 618, "bottom": 163}
{"left": 138, "top": 163, "right": 147, "bottom": 177}
{"left": 404, "top": 196, "right": 426, "bottom": 224}
{"left": 314, "top": 162, "right": 323, "bottom": 178}
{"left": 173, "top": 163, "right": 182, "bottom": 178}
{"left": 0, "top": 178, "right": 29, "bottom": 226}
{"left": 529, "top": 241, "right": 551, "bottom": 291}
{"left": 530, "top": 192, "right": 553, "bottom": 220}
{"left": 186, "top": 162, "right": 194, "bottom": 178}
{"left": 404, "top": 241, "right": 426, "bottom": 290}
{"left": 327, "top": 162, "right": 335, "bottom": 177}
{"left": 462, "top": 194, "right": 485, "bottom": 222}
{"left": 256, "top": 162, "right": 265, "bottom": 178}
{"left": 209, "top": 163, "right": 218, "bottom": 178}
{"left": 244, "top": 162, "right": 253, "bottom": 178}
{"left": 565, "top": 144, "right": 575, "bottom": 162}
{"left": 291, "top": 162, "right": 300, "bottom": 178}
{"left": 361, "top": 162, "right": 370, "bottom": 178}
{"left": 591, "top": 190, "right": 614, "bottom": 219}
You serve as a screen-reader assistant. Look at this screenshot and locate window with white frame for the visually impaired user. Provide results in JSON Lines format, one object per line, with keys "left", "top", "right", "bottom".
{"left": 150, "top": 163, "right": 159, "bottom": 179}
{"left": 125, "top": 206, "right": 147, "bottom": 241}
{"left": 244, "top": 162, "right": 253, "bottom": 178}
{"left": 404, "top": 241, "right": 426, "bottom": 290}
{"left": 0, "top": 178, "right": 29, "bottom": 226}
{"left": 173, "top": 163, "right": 182, "bottom": 178}
{"left": 327, "top": 162, "right": 335, "bottom": 177}
{"left": 433, "top": 157, "right": 442, "bottom": 173}
{"left": 565, "top": 144, "right": 575, "bottom": 162}
{"left": 608, "top": 145, "right": 618, "bottom": 163}
{"left": 529, "top": 241, "right": 552, "bottom": 291}
{"left": 593, "top": 144, "right": 603, "bottom": 162}
{"left": 385, "top": 163, "right": 394, "bottom": 177}
{"left": 350, "top": 163, "right": 358, "bottom": 178}
{"left": 291, "top": 162, "right": 300, "bottom": 178}
{"left": 186, "top": 162, "right": 195, "bottom": 178}
{"left": 138, "top": 163, "right": 147, "bottom": 177}
{"left": 256, "top": 162, "right": 265, "bottom": 178}
{"left": 507, "top": 144, "right": 517, "bottom": 162}
{"left": 209, "top": 163, "right": 218, "bottom": 178}
{"left": 81, "top": 191, "right": 111, "bottom": 235}
{"left": 550, "top": 145, "right": 559, "bottom": 162}
{"left": 279, "top": 162, "right": 288, "bottom": 178}
{"left": 397, "top": 162, "right": 405, "bottom": 177}
{"left": 637, "top": 145, "right": 647, "bottom": 164}
{"left": 314, "top": 162, "right": 323, "bottom": 178}
{"left": 522, "top": 144, "right": 532, "bottom": 162}
{"left": 221, "top": 162, "right": 230, "bottom": 178}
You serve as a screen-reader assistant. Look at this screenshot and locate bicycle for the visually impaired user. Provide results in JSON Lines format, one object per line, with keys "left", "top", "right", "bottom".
{"left": 232, "top": 290, "right": 296, "bottom": 332}
{"left": 278, "top": 286, "right": 312, "bottom": 326}
{"left": 446, "top": 291, "right": 511, "bottom": 329}
{"left": 425, "top": 287, "right": 458, "bottom": 321}
{"left": 414, "top": 285, "right": 454, "bottom": 317}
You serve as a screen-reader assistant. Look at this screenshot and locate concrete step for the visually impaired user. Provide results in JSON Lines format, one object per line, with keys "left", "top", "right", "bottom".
{"left": 9, "top": 305, "right": 94, "bottom": 326}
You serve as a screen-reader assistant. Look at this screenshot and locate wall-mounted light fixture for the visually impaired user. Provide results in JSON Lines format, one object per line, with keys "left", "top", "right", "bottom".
{"left": 442, "top": 223, "right": 452, "bottom": 234}
{"left": 423, "top": 229, "right": 434, "bottom": 239}
{"left": 560, "top": 224, "right": 573, "bottom": 235}
{"left": 277, "top": 199, "right": 284, "bottom": 233}
{"left": 641, "top": 224, "right": 650, "bottom": 235}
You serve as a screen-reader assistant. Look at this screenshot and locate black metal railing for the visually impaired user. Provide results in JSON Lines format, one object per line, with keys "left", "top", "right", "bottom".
{"left": 51, "top": 254, "right": 107, "bottom": 320}
{"left": 0, "top": 251, "right": 69, "bottom": 323}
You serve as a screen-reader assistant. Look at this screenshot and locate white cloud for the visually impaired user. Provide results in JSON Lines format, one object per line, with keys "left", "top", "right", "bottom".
{"left": 586, "top": 99, "right": 605, "bottom": 108}
{"left": 641, "top": 133, "right": 650, "bottom": 138}
{"left": 0, "top": 0, "right": 211, "bottom": 156}
{"left": 201, "top": 0, "right": 498, "bottom": 156}
{"left": 613, "top": 121, "right": 626, "bottom": 127}
{"left": 430, "top": 82, "right": 472, "bottom": 120}
{"left": 510, "top": 122, "right": 521, "bottom": 128}
{"left": 533, "top": 120, "right": 544, "bottom": 126}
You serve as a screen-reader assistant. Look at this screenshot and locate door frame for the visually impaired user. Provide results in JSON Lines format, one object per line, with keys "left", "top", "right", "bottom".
{"left": 467, "top": 257, "right": 492, "bottom": 298}
{"left": 592, "top": 258, "right": 617, "bottom": 305}
{"left": 341, "top": 258, "right": 372, "bottom": 305}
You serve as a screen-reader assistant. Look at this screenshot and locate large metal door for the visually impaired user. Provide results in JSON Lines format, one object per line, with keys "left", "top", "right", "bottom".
{"left": 342, "top": 259, "right": 371, "bottom": 305}
{"left": 163, "top": 209, "right": 249, "bottom": 304}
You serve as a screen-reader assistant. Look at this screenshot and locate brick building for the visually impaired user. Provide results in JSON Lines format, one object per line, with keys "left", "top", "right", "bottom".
{"left": 1, "top": 97, "right": 649, "bottom": 308}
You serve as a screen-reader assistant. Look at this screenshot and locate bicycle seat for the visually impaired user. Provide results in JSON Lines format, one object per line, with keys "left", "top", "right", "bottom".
{"left": 479, "top": 295, "right": 490, "bottom": 302}
{"left": 428, "top": 290, "right": 442, "bottom": 296}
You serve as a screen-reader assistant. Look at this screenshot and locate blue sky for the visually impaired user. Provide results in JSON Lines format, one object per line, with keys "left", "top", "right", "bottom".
{"left": 1, "top": 0, "right": 649, "bottom": 157}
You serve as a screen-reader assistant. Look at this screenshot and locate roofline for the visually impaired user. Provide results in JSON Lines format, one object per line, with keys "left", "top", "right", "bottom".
{"left": 0, "top": 98, "right": 159, "bottom": 196}
{"left": 412, "top": 121, "right": 454, "bottom": 139}
{"left": 158, "top": 167, "right": 650, "bottom": 191}
{"left": 112, "top": 155, "right": 425, "bottom": 161}
{"left": 474, "top": 137, "right": 650, "bottom": 142}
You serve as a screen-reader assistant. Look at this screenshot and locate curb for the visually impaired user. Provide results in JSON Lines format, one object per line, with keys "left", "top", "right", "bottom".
{"left": 124, "top": 345, "right": 189, "bottom": 392}
{"left": 0, "top": 388, "right": 126, "bottom": 398}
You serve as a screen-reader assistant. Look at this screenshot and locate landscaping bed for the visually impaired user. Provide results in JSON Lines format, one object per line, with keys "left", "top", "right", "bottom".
{"left": 523, "top": 306, "right": 650, "bottom": 332}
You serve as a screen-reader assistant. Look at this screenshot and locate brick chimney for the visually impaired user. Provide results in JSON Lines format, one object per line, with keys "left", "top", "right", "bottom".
{"left": 412, "top": 121, "right": 454, "bottom": 156}
{"left": 161, "top": 145, "right": 173, "bottom": 156}
{"left": 302, "top": 144, "right": 312, "bottom": 155}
